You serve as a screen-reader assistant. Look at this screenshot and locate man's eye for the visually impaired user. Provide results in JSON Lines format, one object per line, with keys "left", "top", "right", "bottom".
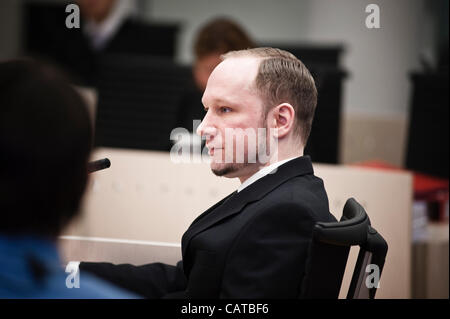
{"left": 220, "top": 107, "right": 231, "bottom": 113}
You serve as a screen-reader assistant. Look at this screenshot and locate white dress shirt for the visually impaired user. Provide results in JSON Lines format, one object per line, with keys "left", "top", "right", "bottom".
{"left": 83, "top": 0, "right": 135, "bottom": 51}
{"left": 237, "top": 157, "right": 297, "bottom": 193}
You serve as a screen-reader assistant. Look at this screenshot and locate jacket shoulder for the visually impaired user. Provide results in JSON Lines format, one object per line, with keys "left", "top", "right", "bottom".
{"left": 253, "top": 173, "right": 333, "bottom": 222}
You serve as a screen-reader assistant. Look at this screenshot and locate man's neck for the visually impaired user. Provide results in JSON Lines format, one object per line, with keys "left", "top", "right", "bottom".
{"left": 238, "top": 148, "right": 303, "bottom": 184}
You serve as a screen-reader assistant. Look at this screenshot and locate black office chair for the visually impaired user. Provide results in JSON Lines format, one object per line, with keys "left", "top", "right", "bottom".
{"left": 299, "top": 198, "right": 388, "bottom": 299}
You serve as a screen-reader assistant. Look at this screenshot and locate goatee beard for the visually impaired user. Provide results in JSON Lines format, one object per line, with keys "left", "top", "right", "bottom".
{"left": 211, "top": 165, "right": 240, "bottom": 177}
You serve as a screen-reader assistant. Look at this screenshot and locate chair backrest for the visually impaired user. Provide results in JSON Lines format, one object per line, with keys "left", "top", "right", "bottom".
{"left": 299, "top": 198, "right": 388, "bottom": 299}
{"left": 346, "top": 224, "right": 388, "bottom": 299}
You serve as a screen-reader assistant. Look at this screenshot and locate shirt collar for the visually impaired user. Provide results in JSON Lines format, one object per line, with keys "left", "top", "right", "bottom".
{"left": 83, "top": 0, "right": 133, "bottom": 51}
{"left": 237, "top": 157, "right": 298, "bottom": 193}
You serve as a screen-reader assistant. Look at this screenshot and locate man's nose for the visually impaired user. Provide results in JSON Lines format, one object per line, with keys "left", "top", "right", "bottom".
{"left": 196, "top": 112, "right": 217, "bottom": 139}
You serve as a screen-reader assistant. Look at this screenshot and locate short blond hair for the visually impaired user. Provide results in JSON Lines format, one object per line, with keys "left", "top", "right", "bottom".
{"left": 222, "top": 47, "right": 317, "bottom": 145}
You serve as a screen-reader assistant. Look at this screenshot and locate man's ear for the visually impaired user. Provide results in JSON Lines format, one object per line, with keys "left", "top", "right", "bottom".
{"left": 269, "top": 103, "right": 295, "bottom": 139}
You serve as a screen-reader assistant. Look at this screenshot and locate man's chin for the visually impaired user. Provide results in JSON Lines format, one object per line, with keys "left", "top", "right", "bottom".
{"left": 210, "top": 163, "right": 240, "bottom": 177}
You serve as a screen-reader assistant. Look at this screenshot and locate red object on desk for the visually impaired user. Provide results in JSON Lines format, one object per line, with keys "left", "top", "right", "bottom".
{"left": 353, "top": 160, "right": 449, "bottom": 220}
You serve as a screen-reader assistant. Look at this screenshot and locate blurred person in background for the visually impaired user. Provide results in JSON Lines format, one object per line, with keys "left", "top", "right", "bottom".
{"left": 27, "top": 0, "right": 174, "bottom": 86}
{"left": 77, "top": 0, "right": 135, "bottom": 53}
{"left": 176, "top": 17, "right": 255, "bottom": 133}
{"left": 0, "top": 59, "right": 136, "bottom": 298}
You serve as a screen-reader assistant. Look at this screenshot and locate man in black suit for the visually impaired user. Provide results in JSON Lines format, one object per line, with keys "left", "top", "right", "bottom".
{"left": 80, "top": 47, "right": 336, "bottom": 298}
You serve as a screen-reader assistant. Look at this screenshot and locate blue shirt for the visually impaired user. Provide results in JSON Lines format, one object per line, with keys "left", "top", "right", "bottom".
{"left": 0, "top": 234, "right": 138, "bottom": 298}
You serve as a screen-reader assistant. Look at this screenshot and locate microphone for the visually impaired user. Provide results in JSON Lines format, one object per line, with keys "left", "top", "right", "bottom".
{"left": 87, "top": 158, "right": 111, "bottom": 173}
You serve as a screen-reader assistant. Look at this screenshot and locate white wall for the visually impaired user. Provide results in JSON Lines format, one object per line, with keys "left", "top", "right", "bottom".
{"left": 145, "top": 0, "right": 433, "bottom": 117}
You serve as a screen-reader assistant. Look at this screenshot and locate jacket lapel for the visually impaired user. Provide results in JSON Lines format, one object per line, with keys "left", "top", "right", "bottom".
{"left": 187, "top": 191, "right": 236, "bottom": 227}
{"left": 181, "top": 156, "right": 315, "bottom": 258}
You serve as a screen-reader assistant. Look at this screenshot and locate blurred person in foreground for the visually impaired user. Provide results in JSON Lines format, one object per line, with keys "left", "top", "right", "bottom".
{"left": 80, "top": 48, "right": 336, "bottom": 298}
{"left": 176, "top": 17, "right": 255, "bottom": 133}
{"left": 0, "top": 60, "right": 136, "bottom": 298}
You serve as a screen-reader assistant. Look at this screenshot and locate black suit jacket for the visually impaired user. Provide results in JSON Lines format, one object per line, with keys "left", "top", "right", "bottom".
{"left": 80, "top": 156, "right": 336, "bottom": 298}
